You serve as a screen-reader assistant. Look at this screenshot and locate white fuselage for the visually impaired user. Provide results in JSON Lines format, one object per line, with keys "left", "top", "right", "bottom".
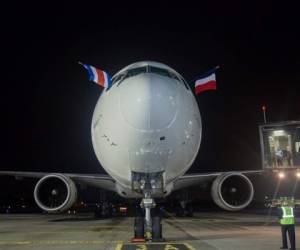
{"left": 91, "top": 62, "right": 201, "bottom": 198}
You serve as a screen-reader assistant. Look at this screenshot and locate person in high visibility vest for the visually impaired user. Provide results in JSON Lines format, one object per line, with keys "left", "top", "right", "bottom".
{"left": 278, "top": 201, "right": 296, "bottom": 250}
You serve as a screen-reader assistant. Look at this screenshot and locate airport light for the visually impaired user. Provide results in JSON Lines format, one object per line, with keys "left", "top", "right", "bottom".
{"left": 273, "top": 130, "right": 285, "bottom": 136}
{"left": 296, "top": 172, "right": 300, "bottom": 178}
{"left": 278, "top": 172, "right": 285, "bottom": 179}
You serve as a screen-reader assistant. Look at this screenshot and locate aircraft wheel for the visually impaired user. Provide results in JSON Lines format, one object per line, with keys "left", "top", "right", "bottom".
{"left": 176, "top": 208, "right": 184, "bottom": 217}
{"left": 152, "top": 216, "right": 163, "bottom": 241}
{"left": 94, "top": 209, "right": 102, "bottom": 218}
{"left": 134, "top": 217, "right": 144, "bottom": 238}
{"left": 186, "top": 204, "right": 194, "bottom": 217}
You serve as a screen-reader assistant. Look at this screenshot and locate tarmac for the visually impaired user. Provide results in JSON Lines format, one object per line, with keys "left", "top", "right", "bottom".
{"left": 0, "top": 211, "right": 298, "bottom": 250}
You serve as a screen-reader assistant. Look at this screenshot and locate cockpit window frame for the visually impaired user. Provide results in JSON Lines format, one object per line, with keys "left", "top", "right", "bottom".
{"left": 180, "top": 76, "right": 191, "bottom": 91}
{"left": 112, "top": 67, "right": 147, "bottom": 86}
{"left": 148, "top": 66, "right": 172, "bottom": 78}
{"left": 124, "top": 67, "right": 147, "bottom": 78}
{"left": 111, "top": 74, "right": 124, "bottom": 84}
{"left": 112, "top": 65, "right": 191, "bottom": 91}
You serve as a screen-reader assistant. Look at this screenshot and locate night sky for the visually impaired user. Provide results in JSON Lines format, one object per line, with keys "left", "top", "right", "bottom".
{"left": 1, "top": 2, "right": 300, "bottom": 181}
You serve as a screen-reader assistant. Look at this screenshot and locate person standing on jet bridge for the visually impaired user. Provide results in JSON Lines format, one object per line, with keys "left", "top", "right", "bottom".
{"left": 278, "top": 201, "right": 296, "bottom": 250}
{"left": 276, "top": 148, "right": 284, "bottom": 166}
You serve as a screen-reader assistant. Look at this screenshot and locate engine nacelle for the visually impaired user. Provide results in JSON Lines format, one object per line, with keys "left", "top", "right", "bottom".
{"left": 34, "top": 174, "right": 77, "bottom": 213}
{"left": 211, "top": 173, "right": 254, "bottom": 211}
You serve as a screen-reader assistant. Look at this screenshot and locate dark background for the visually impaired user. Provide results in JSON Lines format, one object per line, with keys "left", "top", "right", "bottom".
{"left": 1, "top": 2, "right": 300, "bottom": 202}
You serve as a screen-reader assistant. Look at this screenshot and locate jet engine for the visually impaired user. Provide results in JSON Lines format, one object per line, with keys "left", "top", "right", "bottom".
{"left": 211, "top": 173, "right": 254, "bottom": 211}
{"left": 34, "top": 174, "right": 77, "bottom": 213}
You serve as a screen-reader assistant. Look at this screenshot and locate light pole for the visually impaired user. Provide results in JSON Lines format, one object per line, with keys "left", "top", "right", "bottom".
{"left": 262, "top": 105, "right": 267, "bottom": 124}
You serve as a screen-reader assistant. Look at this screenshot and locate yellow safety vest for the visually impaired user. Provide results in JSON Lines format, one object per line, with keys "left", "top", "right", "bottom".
{"left": 280, "top": 206, "right": 295, "bottom": 225}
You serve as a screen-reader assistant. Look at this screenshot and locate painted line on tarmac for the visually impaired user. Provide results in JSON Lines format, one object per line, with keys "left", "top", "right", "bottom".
{"left": 184, "top": 243, "right": 197, "bottom": 250}
{"left": 6, "top": 230, "right": 119, "bottom": 234}
{"left": 0, "top": 240, "right": 123, "bottom": 246}
{"left": 116, "top": 243, "right": 123, "bottom": 250}
{"left": 116, "top": 243, "right": 196, "bottom": 250}
{"left": 88, "top": 225, "right": 128, "bottom": 228}
{"left": 0, "top": 240, "right": 197, "bottom": 250}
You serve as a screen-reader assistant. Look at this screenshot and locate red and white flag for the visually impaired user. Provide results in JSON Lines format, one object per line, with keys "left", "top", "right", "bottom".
{"left": 195, "top": 66, "right": 219, "bottom": 94}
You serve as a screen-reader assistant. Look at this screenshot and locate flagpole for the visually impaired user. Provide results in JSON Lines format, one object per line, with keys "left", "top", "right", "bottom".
{"left": 262, "top": 106, "right": 267, "bottom": 124}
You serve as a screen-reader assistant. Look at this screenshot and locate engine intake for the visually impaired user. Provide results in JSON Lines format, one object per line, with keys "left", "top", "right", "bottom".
{"left": 34, "top": 174, "right": 77, "bottom": 213}
{"left": 211, "top": 173, "right": 254, "bottom": 211}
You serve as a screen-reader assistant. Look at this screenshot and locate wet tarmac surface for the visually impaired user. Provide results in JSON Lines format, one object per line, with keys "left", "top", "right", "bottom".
{"left": 0, "top": 211, "right": 298, "bottom": 249}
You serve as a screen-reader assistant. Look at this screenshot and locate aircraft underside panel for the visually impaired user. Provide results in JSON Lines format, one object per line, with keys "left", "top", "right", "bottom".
{"left": 129, "top": 150, "right": 169, "bottom": 173}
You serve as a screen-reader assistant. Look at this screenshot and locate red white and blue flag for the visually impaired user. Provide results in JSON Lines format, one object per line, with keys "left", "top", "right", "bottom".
{"left": 79, "top": 62, "right": 112, "bottom": 89}
{"left": 195, "top": 66, "right": 219, "bottom": 94}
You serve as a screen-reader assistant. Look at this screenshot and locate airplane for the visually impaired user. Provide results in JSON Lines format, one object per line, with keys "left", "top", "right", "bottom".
{"left": 0, "top": 61, "right": 261, "bottom": 240}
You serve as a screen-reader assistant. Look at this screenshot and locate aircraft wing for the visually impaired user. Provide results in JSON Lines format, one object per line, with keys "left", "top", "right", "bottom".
{"left": 0, "top": 170, "right": 263, "bottom": 193}
{"left": 173, "top": 170, "right": 263, "bottom": 191}
{"left": 0, "top": 171, "right": 116, "bottom": 192}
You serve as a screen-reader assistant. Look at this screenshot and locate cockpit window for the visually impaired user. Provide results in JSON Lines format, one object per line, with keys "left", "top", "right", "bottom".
{"left": 180, "top": 77, "right": 190, "bottom": 91}
{"left": 127, "top": 67, "right": 147, "bottom": 77}
{"left": 114, "top": 67, "right": 147, "bottom": 86}
{"left": 149, "top": 67, "right": 185, "bottom": 87}
{"left": 113, "top": 65, "right": 190, "bottom": 90}
{"left": 111, "top": 75, "right": 122, "bottom": 86}
{"left": 112, "top": 74, "right": 125, "bottom": 84}
{"left": 149, "top": 66, "right": 172, "bottom": 78}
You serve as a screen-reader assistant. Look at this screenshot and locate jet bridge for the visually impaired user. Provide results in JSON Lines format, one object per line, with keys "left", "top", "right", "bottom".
{"left": 259, "top": 121, "right": 300, "bottom": 176}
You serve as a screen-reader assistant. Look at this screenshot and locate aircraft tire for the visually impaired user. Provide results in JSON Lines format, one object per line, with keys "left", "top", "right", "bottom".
{"left": 186, "top": 204, "right": 194, "bottom": 217}
{"left": 152, "top": 216, "right": 162, "bottom": 241}
{"left": 134, "top": 217, "right": 144, "bottom": 238}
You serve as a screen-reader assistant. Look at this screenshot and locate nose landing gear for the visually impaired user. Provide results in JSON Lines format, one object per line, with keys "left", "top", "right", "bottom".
{"left": 132, "top": 192, "right": 164, "bottom": 242}
{"left": 131, "top": 171, "right": 165, "bottom": 242}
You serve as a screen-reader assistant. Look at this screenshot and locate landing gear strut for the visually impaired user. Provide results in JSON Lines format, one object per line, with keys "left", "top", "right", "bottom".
{"left": 133, "top": 192, "right": 164, "bottom": 242}
{"left": 131, "top": 171, "right": 164, "bottom": 242}
{"left": 140, "top": 191, "right": 155, "bottom": 239}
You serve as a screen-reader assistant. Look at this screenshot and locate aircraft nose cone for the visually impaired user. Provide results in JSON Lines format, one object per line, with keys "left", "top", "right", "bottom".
{"left": 120, "top": 74, "right": 178, "bottom": 130}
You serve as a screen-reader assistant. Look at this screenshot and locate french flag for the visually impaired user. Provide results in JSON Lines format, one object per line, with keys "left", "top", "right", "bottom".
{"left": 79, "top": 62, "right": 112, "bottom": 89}
{"left": 195, "top": 66, "right": 219, "bottom": 94}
